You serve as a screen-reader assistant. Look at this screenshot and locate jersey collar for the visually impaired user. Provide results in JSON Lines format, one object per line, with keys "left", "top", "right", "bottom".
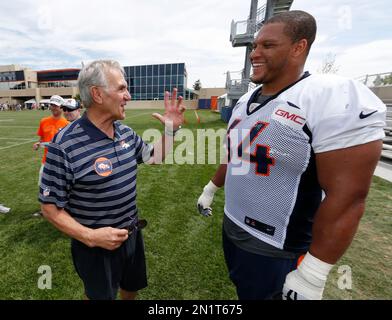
{"left": 78, "top": 113, "right": 122, "bottom": 142}
{"left": 246, "top": 71, "right": 311, "bottom": 116}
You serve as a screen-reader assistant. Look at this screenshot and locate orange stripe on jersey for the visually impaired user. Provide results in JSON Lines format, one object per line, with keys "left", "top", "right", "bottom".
{"left": 297, "top": 254, "right": 305, "bottom": 268}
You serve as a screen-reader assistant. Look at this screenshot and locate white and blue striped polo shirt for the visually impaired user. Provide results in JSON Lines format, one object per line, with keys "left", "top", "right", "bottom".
{"left": 39, "top": 113, "right": 153, "bottom": 229}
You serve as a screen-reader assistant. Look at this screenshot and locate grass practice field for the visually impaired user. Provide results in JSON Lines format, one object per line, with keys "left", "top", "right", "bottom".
{"left": 0, "top": 109, "right": 391, "bottom": 300}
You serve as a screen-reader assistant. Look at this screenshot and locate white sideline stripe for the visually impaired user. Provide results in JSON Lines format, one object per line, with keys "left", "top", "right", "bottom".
{"left": 0, "top": 137, "right": 34, "bottom": 141}
{"left": 0, "top": 119, "right": 15, "bottom": 122}
{"left": 0, "top": 139, "right": 36, "bottom": 150}
{"left": 0, "top": 112, "right": 153, "bottom": 127}
{"left": 0, "top": 126, "right": 37, "bottom": 128}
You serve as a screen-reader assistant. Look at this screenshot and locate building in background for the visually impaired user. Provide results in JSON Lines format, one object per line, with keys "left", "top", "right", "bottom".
{"left": 124, "top": 63, "right": 195, "bottom": 101}
{"left": 0, "top": 64, "right": 37, "bottom": 91}
{"left": 0, "top": 63, "right": 223, "bottom": 110}
{"left": 0, "top": 65, "right": 79, "bottom": 107}
{"left": 37, "top": 68, "right": 80, "bottom": 89}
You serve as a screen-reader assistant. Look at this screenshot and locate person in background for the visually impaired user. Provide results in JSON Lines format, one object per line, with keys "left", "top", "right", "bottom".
{"left": 32, "top": 95, "right": 69, "bottom": 217}
{"left": 62, "top": 99, "right": 82, "bottom": 122}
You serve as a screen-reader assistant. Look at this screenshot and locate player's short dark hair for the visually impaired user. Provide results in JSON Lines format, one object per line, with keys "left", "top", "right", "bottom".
{"left": 265, "top": 10, "right": 317, "bottom": 54}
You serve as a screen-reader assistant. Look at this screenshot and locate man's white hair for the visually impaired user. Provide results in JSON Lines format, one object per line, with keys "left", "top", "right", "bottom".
{"left": 77, "top": 60, "right": 125, "bottom": 108}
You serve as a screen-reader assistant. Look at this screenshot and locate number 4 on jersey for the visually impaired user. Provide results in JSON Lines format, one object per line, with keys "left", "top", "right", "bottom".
{"left": 227, "top": 120, "right": 275, "bottom": 176}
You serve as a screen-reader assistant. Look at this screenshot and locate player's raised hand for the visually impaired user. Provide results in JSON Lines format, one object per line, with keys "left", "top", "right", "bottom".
{"left": 152, "top": 88, "right": 186, "bottom": 130}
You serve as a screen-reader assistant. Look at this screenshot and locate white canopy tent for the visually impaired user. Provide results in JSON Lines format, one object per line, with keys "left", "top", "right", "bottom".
{"left": 24, "top": 99, "right": 37, "bottom": 109}
{"left": 39, "top": 99, "right": 51, "bottom": 110}
{"left": 24, "top": 99, "right": 36, "bottom": 105}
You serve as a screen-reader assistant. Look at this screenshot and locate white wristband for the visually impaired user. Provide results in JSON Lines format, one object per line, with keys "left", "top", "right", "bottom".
{"left": 165, "top": 126, "right": 181, "bottom": 136}
{"left": 283, "top": 252, "right": 334, "bottom": 300}
{"left": 204, "top": 180, "right": 219, "bottom": 196}
{"left": 298, "top": 252, "right": 334, "bottom": 287}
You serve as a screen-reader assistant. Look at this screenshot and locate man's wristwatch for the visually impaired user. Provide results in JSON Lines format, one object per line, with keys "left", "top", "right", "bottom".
{"left": 165, "top": 126, "right": 181, "bottom": 136}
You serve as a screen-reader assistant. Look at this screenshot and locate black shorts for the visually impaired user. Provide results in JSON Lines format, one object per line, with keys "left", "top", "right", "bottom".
{"left": 71, "top": 229, "right": 147, "bottom": 300}
{"left": 223, "top": 229, "right": 300, "bottom": 300}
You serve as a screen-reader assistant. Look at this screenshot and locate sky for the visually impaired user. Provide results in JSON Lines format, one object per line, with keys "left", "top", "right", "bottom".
{"left": 0, "top": 0, "right": 391, "bottom": 88}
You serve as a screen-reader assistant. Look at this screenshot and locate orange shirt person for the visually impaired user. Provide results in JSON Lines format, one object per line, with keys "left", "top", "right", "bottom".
{"left": 36, "top": 116, "right": 69, "bottom": 163}
{"left": 33, "top": 95, "right": 69, "bottom": 182}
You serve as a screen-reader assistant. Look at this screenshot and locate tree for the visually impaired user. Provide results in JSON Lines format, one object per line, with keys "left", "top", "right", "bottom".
{"left": 73, "top": 93, "right": 81, "bottom": 102}
{"left": 373, "top": 75, "right": 383, "bottom": 87}
{"left": 381, "top": 73, "right": 392, "bottom": 85}
{"left": 193, "top": 79, "right": 202, "bottom": 91}
{"left": 73, "top": 93, "right": 82, "bottom": 108}
{"left": 318, "top": 53, "right": 339, "bottom": 74}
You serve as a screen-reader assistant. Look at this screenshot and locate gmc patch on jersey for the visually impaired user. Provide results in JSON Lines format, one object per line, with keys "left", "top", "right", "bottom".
{"left": 94, "top": 157, "right": 113, "bottom": 177}
{"left": 271, "top": 103, "right": 306, "bottom": 129}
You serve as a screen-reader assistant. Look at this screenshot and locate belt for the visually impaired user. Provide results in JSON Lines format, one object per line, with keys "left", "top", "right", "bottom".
{"left": 128, "top": 219, "right": 147, "bottom": 235}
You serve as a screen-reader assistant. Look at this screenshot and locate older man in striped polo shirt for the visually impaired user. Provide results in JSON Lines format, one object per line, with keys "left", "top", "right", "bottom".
{"left": 39, "top": 60, "right": 185, "bottom": 300}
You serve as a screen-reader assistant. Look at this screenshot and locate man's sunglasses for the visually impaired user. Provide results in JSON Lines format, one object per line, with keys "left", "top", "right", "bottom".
{"left": 62, "top": 107, "right": 77, "bottom": 112}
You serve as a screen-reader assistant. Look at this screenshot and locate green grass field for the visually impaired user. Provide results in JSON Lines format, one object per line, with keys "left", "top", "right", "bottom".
{"left": 0, "top": 109, "right": 391, "bottom": 300}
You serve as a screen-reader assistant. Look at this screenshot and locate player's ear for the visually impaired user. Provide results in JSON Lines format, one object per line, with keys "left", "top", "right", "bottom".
{"left": 291, "top": 39, "right": 308, "bottom": 58}
{"left": 90, "top": 86, "right": 104, "bottom": 105}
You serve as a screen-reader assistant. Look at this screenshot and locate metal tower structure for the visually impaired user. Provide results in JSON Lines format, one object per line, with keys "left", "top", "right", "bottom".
{"left": 225, "top": 0, "right": 294, "bottom": 106}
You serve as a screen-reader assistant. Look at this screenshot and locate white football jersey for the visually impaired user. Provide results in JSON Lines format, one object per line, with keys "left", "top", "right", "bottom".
{"left": 224, "top": 72, "right": 386, "bottom": 252}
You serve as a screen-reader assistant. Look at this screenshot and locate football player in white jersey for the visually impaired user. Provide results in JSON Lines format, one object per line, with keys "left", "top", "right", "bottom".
{"left": 197, "top": 10, "right": 386, "bottom": 300}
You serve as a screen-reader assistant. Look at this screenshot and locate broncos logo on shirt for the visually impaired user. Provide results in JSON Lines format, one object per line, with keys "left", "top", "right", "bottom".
{"left": 94, "top": 157, "right": 113, "bottom": 177}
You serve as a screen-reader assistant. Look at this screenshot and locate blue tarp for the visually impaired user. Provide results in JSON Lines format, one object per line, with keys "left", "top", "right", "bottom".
{"left": 198, "top": 99, "right": 211, "bottom": 109}
{"left": 221, "top": 106, "right": 234, "bottom": 123}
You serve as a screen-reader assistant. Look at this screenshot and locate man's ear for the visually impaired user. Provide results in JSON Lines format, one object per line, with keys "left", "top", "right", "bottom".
{"left": 292, "top": 39, "right": 308, "bottom": 58}
{"left": 90, "top": 86, "right": 104, "bottom": 105}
